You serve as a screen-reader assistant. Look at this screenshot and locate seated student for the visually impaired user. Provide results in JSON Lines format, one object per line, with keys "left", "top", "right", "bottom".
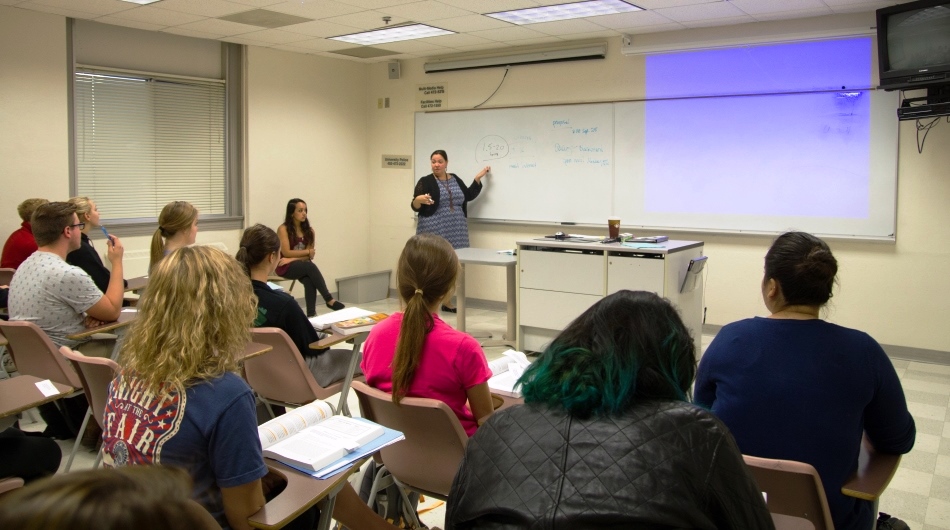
{"left": 446, "top": 290, "right": 774, "bottom": 530}
{"left": 361, "top": 233, "right": 493, "bottom": 436}
{"left": 1, "top": 198, "right": 48, "bottom": 269}
{"left": 236, "top": 224, "right": 360, "bottom": 387}
{"left": 148, "top": 200, "right": 197, "bottom": 272}
{"left": 66, "top": 196, "right": 127, "bottom": 293}
{"left": 275, "top": 198, "right": 344, "bottom": 316}
{"left": 0, "top": 425, "right": 62, "bottom": 483}
{"left": 0, "top": 466, "right": 219, "bottom": 530}
{"left": 101, "top": 246, "right": 397, "bottom": 530}
{"left": 695, "top": 232, "right": 916, "bottom": 530}
{"left": 8, "top": 202, "right": 125, "bottom": 440}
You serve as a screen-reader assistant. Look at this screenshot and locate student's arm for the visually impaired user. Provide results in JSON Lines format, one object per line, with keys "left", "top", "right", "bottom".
{"left": 468, "top": 382, "right": 494, "bottom": 426}
{"left": 222, "top": 479, "right": 266, "bottom": 530}
{"left": 864, "top": 338, "right": 916, "bottom": 454}
{"left": 277, "top": 225, "right": 310, "bottom": 260}
{"left": 84, "top": 236, "right": 124, "bottom": 322}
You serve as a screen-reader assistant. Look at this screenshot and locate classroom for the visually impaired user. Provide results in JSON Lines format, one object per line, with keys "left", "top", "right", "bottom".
{"left": 1, "top": 0, "right": 949, "bottom": 527}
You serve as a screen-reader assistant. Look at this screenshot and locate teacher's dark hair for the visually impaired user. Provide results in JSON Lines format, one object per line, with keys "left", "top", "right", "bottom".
{"left": 519, "top": 290, "right": 696, "bottom": 419}
{"left": 236, "top": 224, "right": 280, "bottom": 275}
{"left": 283, "top": 198, "right": 314, "bottom": 248}
{"left": 391, "top": 233, "right": 459, "bottom": 403}
{"left": 430, "top": 149, "right": 448, "bottom": 162}
{"left": 764, "top": 231, "right": 837, "bottom": 306}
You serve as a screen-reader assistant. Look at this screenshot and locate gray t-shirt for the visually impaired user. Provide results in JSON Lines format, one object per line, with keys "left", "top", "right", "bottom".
{"left": 9, "top": 251, "right": 103, "bottom": 348}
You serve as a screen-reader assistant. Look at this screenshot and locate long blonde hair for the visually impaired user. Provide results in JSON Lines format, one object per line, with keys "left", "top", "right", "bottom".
{"left": 391, "top": 234, "right": 458, "bottom": 403}
{"left": 149, "top": 201, "right": 198, "bottom": 270}
{"left": 119, "top": 245, "right": 257, "bottom": 394}
{"left": 68, "top": 196, "right": 94, "bottom": 222}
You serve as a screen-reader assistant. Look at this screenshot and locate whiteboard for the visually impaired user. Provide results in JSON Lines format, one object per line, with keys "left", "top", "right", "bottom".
{"left": 414, "top": 92, "right": 899, "bottom": 239}
{"left": 414, "top": 103, "right": 614, "bottom": 224}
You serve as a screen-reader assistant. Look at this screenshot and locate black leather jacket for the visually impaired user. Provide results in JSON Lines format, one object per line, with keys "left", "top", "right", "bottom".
{"left": 446, "top": 401, "right": 775, "bottom": 530}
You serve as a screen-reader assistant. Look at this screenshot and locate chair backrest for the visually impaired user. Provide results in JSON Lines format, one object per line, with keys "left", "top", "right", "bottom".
{"left": 59, "top": 346, "right": 119, "bottom": 429}
{"left": 0, "top": 320, "right": 82, "bottom": 388}
{"left": 743, "top": 454, "right": 835, "bottom": 530}
{"left": 245, "top": 328, "right": 341, "bottom": 406}
{"left": 351, "top": 380, "right": 468, "bottom": 498}
{"left": 0, "top": 268, "right": 14, "bottom": 286}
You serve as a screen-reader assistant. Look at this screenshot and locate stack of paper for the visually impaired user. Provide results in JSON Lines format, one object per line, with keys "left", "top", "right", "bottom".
{"left": 309, "top": 307, "right": 374, "bottom": 331}
{"left": 487, "top": 349, "right": 532, "bottom": 398}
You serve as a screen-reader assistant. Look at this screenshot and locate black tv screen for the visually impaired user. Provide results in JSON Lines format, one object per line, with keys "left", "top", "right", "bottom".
{"left": 877, "top": 0, "right": 950, "bottom": 90}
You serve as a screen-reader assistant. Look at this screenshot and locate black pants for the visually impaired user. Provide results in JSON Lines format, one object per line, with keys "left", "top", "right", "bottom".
{"left": 0, "top": 427, "right": 62, "bottom": 481}
{"left": 280, "top": 260, "right": 332, "bottom": 317}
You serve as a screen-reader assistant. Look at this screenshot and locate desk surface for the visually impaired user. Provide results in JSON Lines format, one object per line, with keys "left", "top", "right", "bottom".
{"left": 248, "top": 457, "right": 366, "bottom": 529}
{"left": 517, "top": 238, "right": 702, "bottom": 255}
{"left": 240, "top": 342, "right": 272, "bottom": 362}
{"left": 456, "top": 247, "right": 517, "bottom": 266}
{"left": 310, "top": 330, "right": 369, "bottom": 350}
{"left": 66, "top": 309, "right": 138, "bottom": 340}
{"left": 125, "top": 275, "right": 148, "bottom": 292}
{"left": 0, "top": 375, "right": 74, "bottom": 418}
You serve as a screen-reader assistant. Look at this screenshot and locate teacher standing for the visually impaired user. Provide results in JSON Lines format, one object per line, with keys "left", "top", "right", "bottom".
{"left": 412, "top": 149, "right": 490, "bottom": 251}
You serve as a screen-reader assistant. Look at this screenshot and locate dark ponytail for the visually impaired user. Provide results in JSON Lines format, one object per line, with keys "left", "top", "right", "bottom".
{"left": 764, "top": 231, "right": 838, "bottom": 306}
{"left": 236, "top": 224, "right": 280, "bottom": 275}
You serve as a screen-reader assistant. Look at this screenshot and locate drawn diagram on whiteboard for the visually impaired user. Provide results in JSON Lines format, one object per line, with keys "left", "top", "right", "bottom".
{"left": 476, "top": 135, "right": 509, "bottom": 162}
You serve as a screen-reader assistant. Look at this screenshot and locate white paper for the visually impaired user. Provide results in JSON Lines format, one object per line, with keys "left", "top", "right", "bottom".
{"left": 35, "top": 379, "right": 60, "bottom": 397}
{"left": 258, "top": 400, "right": 334, "bottom": 449}
{"left": 309, "top": 307, "right": 374, "bottom": 330}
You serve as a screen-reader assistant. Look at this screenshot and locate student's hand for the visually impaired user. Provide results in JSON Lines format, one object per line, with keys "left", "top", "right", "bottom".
{"left": 277, "top": 257, "right": 294, "bottom": 267}
{"left": 83, "top": 315, "right": 107, "bottom": 328}
{"left": 106, "top": 235, "right": 124, "bottom": 263}
{"left": 308, "top": 248, "right": 315, "bottom": 260}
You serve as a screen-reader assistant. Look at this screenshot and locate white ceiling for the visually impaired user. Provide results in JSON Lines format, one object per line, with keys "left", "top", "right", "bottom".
{"left": 2, "top": 0, "right": 907, "bottom": 62}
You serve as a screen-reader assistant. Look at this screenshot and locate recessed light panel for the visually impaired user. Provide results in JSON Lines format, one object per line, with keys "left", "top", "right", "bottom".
{"left": 120, "top": 0, "right": 163, "bottom": 5}
{"left": 330, "top": 24, "right": 454, "bottom": 46}
{"left": 487, "top": 0, "right": 642, "bottom": 25}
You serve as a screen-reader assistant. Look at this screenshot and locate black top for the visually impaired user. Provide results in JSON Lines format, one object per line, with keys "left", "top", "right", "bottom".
{"left": 251, "top": 279, "right": 325, "bottom": 357}
{"left": 412, "top": 174, "right": 482, "bottom": 218}
{"left": 66, "top": 233, "right": 126, "bottom": 293}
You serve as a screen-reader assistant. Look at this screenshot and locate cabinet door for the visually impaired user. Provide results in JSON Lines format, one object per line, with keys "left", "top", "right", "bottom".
{"left": 520, "top": 250, "right": 604, "bottom": 295}
{"left": 606, "top": 254, "right": 665, "bottom": 295}
{"left": 520, "top": 288, "right": 602, "bottom": 329}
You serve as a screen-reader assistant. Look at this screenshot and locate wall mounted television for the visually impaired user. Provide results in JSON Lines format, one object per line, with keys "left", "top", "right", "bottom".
{"left": 876, "top": 0, "right": 950, "bottom": 90}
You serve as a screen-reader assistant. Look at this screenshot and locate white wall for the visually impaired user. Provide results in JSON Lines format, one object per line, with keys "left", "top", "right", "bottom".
{"left": 0, "top": 7, "right": 69, "bottom": 244}
{"left": 366, "top": 38, "right": 950, "bottom": 354}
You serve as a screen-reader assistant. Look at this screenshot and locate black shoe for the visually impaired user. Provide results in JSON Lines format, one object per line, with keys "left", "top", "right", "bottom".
{"left": 441, "top": 305, "right": 457, "bottom": 313}
{"left": 877, "top": 513, "right": 910, "bottom": 530}
{"left": 326, "top": 300, "right": 345, "bottom": 311}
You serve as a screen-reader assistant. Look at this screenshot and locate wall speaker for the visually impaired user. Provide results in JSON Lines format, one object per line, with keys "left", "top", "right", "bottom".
{"left": 388, "top": 60, "right": 401, "bottom": 80}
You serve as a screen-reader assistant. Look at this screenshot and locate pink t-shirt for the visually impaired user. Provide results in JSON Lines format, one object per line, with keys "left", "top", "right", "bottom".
{"left": 361, "top": 312, "right": 491, "bottom": 436}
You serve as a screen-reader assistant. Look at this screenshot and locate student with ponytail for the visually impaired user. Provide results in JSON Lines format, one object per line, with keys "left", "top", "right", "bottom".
{"left": 236, "top": 224, "right": 358, "bottom": 387}
{"left": 149, "top": 201, "right": 198, "bottom": 272}
{"left": 361, "top": 233, "right": 494, "bottom": 436}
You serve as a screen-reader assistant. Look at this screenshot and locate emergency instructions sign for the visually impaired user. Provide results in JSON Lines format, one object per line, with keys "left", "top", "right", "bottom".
{"left": 418, "top": 83, "right": 447, "bottom": 110}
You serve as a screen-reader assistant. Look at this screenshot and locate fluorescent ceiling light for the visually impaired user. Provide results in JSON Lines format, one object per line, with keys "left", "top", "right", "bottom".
{"left": 330, "top": 24, "right": 454, "bottom": 46}
{"left": 120, "top": 0, "right": 163, "bottom": 5}
{"left": 487, "top": 0, "right": 642, "bottom": 25}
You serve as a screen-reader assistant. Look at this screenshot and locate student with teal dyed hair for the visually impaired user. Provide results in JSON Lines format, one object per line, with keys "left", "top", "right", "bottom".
{"left": 446, "top": 290, "right": 774, "bottom": 530}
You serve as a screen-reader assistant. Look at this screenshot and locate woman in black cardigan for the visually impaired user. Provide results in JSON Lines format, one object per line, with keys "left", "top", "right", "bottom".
{"left": 66, "top": 196, "right": 126, "bottom": 293}
{"left": 411, "top": 150, "right": 490, "bottom": 311}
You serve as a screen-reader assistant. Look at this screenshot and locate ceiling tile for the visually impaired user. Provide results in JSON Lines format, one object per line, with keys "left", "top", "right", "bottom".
{"left": 220, "top": 34, "right": 275, "bottom": 46}
{"left": 233, "top": 27, "right": 313, "bottom": 43}
{"left": 323, "top": 9, "right": 409, "bottom": 30}
{"left": 28, "top": 0, "right": 133, "bottom": 16}
{"left": 275, "top": 37, "right": 353, "bottom": 50}
{"left": 280, "top": 19, "right": 363, "bottom": 37}
{"left": 619, "top": 22, "right": 685, "bottom": 34}
{"left": 161, "top": 26, "right": 228, "bottom": 39}
{"left": 105, "top": 6, "right": 205, "bottom": 26}
{"left": 653, "top": 1, "right": 748, "bottom": 22}
{"left": 469, "top": 25, "right": 549, "bottom": 42}
{"left": 828, "top": 2, "right": 893, "bottom": 14}
{"left": 450, "top": 42, "right": 515, "bottom": 52}
{"left": 631, "top": 0, "right": 723, "bottom": 8}
{"left": 561, "top": 29, "right": 622, "bottom": 40}
{"left": 0, "top": 0, "right": 28, "bottom": 4}
{"left": 226, "top": 0, "right": 286, "bottom": 7}
{"left": 380, "top": 38, "right": 453, "bottom": 53}
{"left": 153, "top": 0, "right": 249, "bottom": 18}
{"left": 750, "top": 7, "right": 834, "bottom": 21}
{"left": 420, "top": 32, "right": 496, "bottom": 47}
{"left": 94, "top": 15, "right": 166, "bottom": 31}
{"left": 334, "top": 0, "right": 421, "bottom": 8}
{"left": 528, "top": 18, "right": 615, "bottom": 36}
{"left": 262, "top": 0, "right": 363, "bottom": 19}
{"left": 820, "top": 0, "right": 890, "bottom": 6}
{"left": 15, "top": 1, "right": 99, "bottom": 18}
{"left": 594, "top": 10, "right": 678, "bottom": 29}
{"left": 727, "top": 0, "right": 827, "bottom": 16}
{"left": 436, "top": 0, "right": 533, "bottom": 10}
{"left": 680, "top": 14, "right": 756, "bottom": 28}
{"left": 173, "top": 18, "right": 263, "bottom": 36}
{"left": 379, "top": 1, "right": 471, "bottom": 22}
{"left": 500, "top": 35, "right": 567, "bottom": 47}
{"left": 430, "top": 13, "right": 513, "bottom": 32}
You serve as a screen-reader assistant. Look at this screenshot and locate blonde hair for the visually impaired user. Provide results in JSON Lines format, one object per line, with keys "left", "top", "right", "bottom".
{"left": 149, "top": 201, "right": 198, "bottom": 270}
{"left": 18, "top": 198, "right": 49, "bottom": 223}
{"left": 119, "top": 245, "right": 256, "bottom": 395}
{"left": 68, "top": 196, "right": 93, "bottom": 223}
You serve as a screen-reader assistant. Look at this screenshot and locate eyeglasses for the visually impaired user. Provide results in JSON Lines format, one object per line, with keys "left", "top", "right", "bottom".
{"left": 68, "top": 223, "right": 86, "bottom": 230}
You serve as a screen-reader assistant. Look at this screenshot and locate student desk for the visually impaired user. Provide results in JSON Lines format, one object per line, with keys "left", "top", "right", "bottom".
{"left": 240, "top": 342, "right": 272, "bottom": 363}
{"left": 66, "top": 309, "right": 138, "bottom": 360}
{"left": 455, "top": 248, "right": 517, "bottom": 348}
{"left": 124, "top": 275, "right": 148, "bottom": 293}
{"left": 249, "top": 457, "right": 368, "bottom": 530}
{"left": 0, "top": 375, "right": 73, "bottom": 419}
{"left": 310, "top": 331, "right": 370, "bottom": 417}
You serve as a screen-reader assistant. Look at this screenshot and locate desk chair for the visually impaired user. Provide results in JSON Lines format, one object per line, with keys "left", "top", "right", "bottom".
{"left": 0, "top": 268, "right": 14, "bottom": 286}
{"left": 0, "top": 320, "right": 92, "bottom": 472}
{"left": 245, "top": 328, "right": 346, "bottom": 417}
{"left": 0, "top": 477, "right": 24, "bottom": 499}
{"left": 58, "top": 346, "right": 119, "bottom": 471}
{"left": 743, "top": 455, "right": 834, "bottom": 530}
{"left": 351, "top": 380, "right": 469, "bottom": 529}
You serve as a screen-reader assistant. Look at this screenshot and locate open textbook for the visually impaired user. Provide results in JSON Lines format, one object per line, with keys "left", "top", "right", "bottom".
{"left": 308, "top": 307, "right": 375, "bottom": 331}
{"left": 487, "top": 349, "right": 532, "bottom": 398}
{"left": 258, "top": 400, "right": 404, "bottom": 478}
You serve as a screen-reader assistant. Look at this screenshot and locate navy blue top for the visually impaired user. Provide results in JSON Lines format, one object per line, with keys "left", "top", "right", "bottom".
{"left": 694, "top": 317, "right": 915, "bottom": 530}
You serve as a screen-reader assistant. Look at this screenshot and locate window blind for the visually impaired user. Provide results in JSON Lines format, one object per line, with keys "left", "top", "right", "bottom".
{"left": 74, "top": 69, "right": 226, "bottom": 220}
